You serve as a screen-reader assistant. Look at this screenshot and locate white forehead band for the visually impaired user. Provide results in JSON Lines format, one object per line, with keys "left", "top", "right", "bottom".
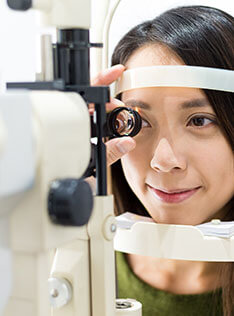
{"left": 114, "top": 66, "right": 234, "bottom": 96}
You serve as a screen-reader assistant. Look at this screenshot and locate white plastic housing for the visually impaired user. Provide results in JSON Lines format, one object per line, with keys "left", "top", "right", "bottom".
{"left": 0, "top": 91, "right": 90, "bottom": 200}
{"left": 3, "top": 90, "right": 90, "bottom": 252}
{"left": 0, "top": 93, "right": 34, "bottom": 200}
{"left": 114, "top": 222, "right": 234, "bottom": 262}
{"left": 2, "top": 90, "right": 91, "bottom": 316}
{"left": 0, "top": 114, "right": 7, "bottom": 156}
{"left": 33, "top": 0, "right": 91, "bottom": 29}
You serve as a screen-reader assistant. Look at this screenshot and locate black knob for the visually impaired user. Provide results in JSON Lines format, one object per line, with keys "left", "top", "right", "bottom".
{"left": 7, "top": 0, "right": 32, "bottom": 11}
{"left": 48, "top": 178, "right": 93, "bottom": 226}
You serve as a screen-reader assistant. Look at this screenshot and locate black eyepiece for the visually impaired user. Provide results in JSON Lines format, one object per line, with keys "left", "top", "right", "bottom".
{"left": 107, "top": 107, "right": 142, "bottom": 137}
{"left": 7, "top": 0, "right": 32, "bottom": 11}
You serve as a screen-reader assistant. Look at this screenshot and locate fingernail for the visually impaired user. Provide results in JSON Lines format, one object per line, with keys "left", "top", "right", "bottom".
{"left": 111, "top": 98, "right": 125, "bottom": 106}
{"left": 111, "top": 64, "right": 126, "bottom": 71}
{"left": 102, "top": 65, "right": 124, "bottom": 75}
{"left": 116, "top": 138, "right": 135, "bottom": 154}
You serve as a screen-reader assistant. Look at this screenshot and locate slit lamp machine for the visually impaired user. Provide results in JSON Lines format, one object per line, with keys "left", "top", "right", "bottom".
{"left": 0, "top": 1, "right": 233, "bottom": 315}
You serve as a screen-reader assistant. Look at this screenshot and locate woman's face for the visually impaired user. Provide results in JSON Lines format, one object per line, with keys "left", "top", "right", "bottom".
{"left": 121, "top": 45, "right": 234, "bottom": 225}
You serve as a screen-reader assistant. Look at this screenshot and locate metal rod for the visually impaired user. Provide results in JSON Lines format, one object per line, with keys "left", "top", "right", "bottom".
{"left": 95, "top": 102, "right": 107, "bottom": 195}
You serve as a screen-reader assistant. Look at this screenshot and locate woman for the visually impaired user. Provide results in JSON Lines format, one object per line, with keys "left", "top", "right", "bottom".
{"left": 93, "top": 5, "right": 234, "bottom": 316}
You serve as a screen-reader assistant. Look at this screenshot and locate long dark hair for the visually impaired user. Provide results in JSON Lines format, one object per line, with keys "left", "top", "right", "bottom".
{"left": 111, "top": 5, "right": 234, "bottom": 316}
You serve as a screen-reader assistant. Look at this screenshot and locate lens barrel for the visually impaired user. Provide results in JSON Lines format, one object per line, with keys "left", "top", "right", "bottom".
{"left": 107, "top": 107, "right": 142, "bottom": 137}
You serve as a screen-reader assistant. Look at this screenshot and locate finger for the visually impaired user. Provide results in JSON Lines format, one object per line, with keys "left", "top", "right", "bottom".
{"left": 89, "top": 98, "right": 125, "bottom": 113}
{"left": 106, "top": 137, "right": 136, "bottom": 167}
{"left": 106, "top": 98, "right": 125, "bottom": 112}
{"left": 91, "top": 64, "right": 125, "bottom": 86}
{"left": 89, "top": 107, "right": 95, "bottom": 115}
{"left": 84, "top": 176, "right": 96, "bottom": 194}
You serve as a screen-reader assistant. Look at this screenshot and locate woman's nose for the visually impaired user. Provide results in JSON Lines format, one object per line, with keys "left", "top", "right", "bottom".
{"left": 150, "top": 138, "right": 187, "bottom": 172}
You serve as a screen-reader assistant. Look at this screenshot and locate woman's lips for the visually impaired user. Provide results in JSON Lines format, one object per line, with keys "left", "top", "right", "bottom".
{"left": 148, "top": 186, "right": 201, "bottom": 203}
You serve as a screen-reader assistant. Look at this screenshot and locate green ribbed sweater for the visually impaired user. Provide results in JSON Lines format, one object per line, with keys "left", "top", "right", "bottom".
{"left": 116, "top": 252, "right": 223, "bottom": 316}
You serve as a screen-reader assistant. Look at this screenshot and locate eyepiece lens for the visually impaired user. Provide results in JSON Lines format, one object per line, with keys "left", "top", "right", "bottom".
{"left": 114, "top": 110, "right": 135, "bottom": 135}
{"left": 107, "top": 107, "right": 142, "bottom": 137}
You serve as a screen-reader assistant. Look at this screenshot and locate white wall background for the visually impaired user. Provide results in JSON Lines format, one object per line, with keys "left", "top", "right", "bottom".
{"left": 108, "top": 0, "right": 234, "bottom": 65}
{"left": 0, "top": 1, "right": 38, "bottom": 88}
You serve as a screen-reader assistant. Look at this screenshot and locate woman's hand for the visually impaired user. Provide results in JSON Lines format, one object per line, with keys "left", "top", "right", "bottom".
{"left": 91, "top": 64, "right": 136, "bottom": 166}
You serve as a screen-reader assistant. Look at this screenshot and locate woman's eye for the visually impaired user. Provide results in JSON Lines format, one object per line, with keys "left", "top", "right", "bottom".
{"left": 141, "top": 118, "right": 151, "bottom": 128}
{"left": 187, "top": 116, "right": 215, "bottom": 128}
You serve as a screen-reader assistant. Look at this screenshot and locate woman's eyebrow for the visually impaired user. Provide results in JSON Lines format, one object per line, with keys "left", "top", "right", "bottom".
{"left": 124, "top": 100, "right": 150, "bottom": 110}
{"left": 181, "top": 98, "right": 209, "bottom": 109}
{"left": 124, "top": 98, "right": 209, "bottom": 110}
